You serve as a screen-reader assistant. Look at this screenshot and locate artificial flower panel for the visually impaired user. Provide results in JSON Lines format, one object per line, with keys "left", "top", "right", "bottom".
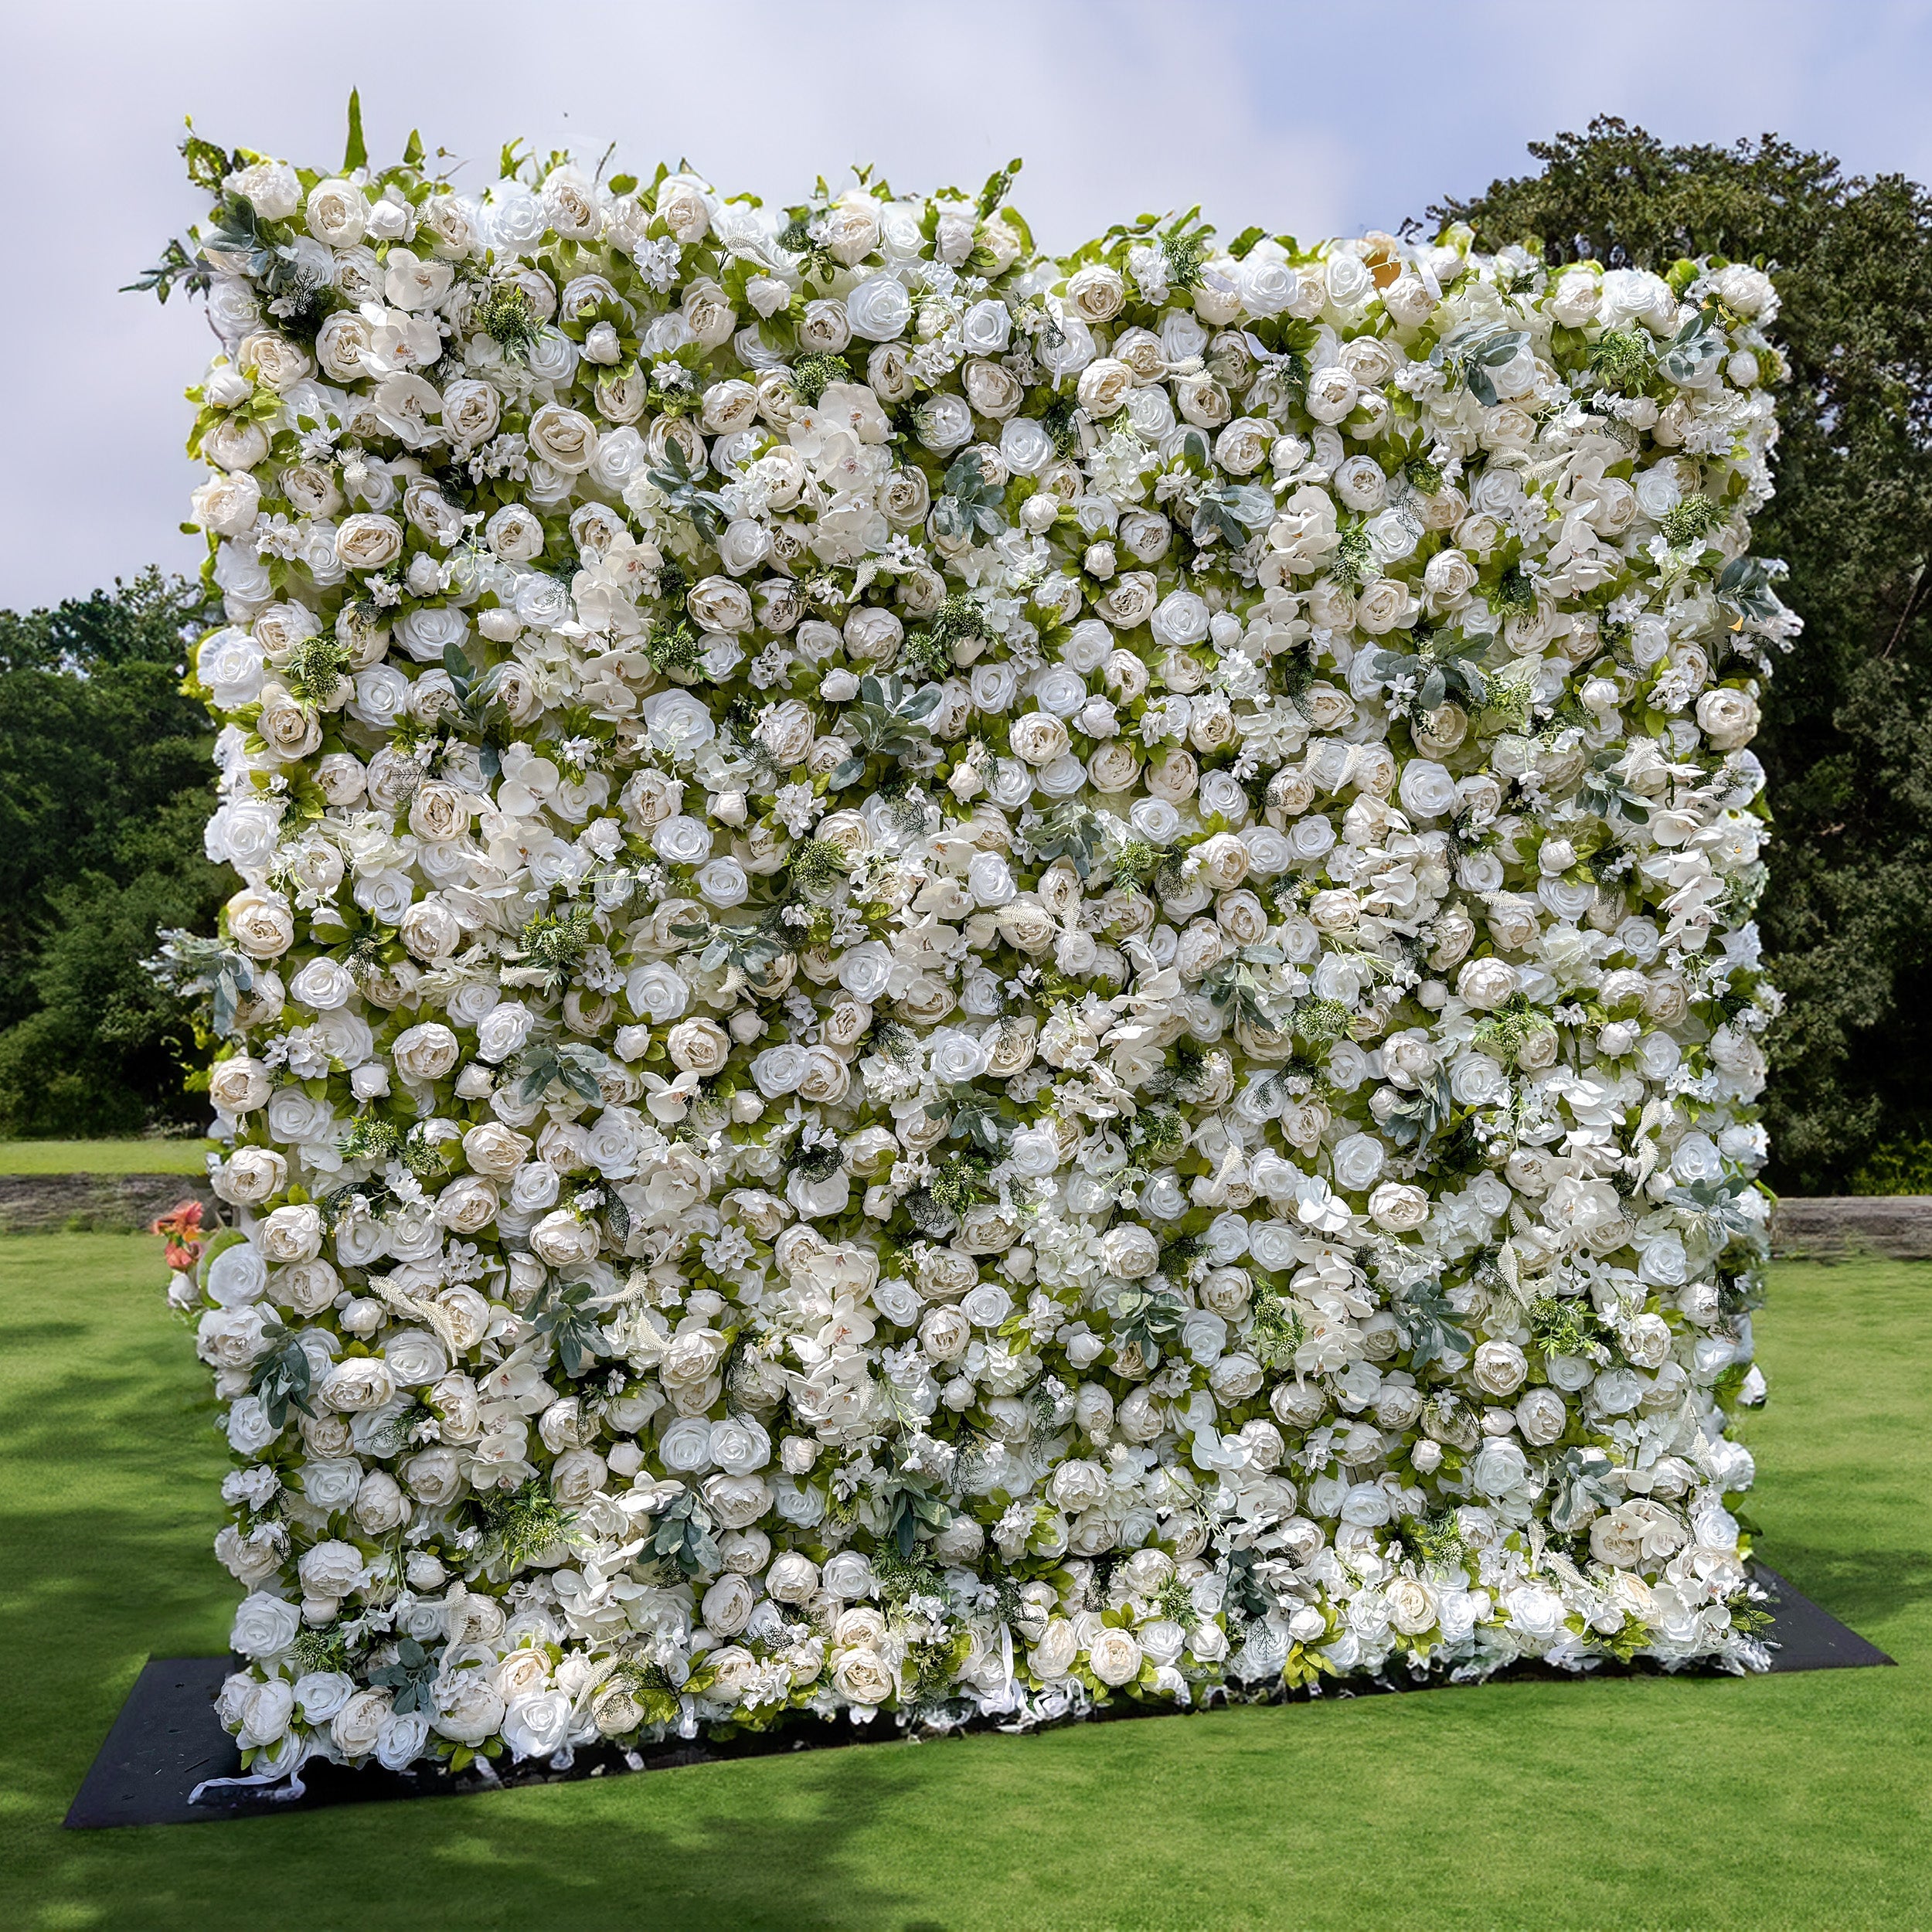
{"left": 163, "top": 131, "right": 1791, "bottom": 1782}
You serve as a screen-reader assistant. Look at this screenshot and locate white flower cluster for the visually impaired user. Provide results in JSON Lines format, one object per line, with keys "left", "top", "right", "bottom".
{"left": 168, "top": 139, "right": 1791, "bottom": 1782}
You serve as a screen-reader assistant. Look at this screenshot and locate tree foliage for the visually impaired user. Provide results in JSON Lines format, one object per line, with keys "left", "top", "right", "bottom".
{"left": 1431, "top": 120, "right": 1932, "bottom": 1192}
{"left": 0, "top": 571, "right": 223, "bottom": 1136}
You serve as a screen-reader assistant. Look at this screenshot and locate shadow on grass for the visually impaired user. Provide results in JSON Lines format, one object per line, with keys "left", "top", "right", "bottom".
{"left": 1759, "top": 1542, "right": 1932, "bottom": 1645}
{"left": 0, "top": 1270, "right": 927, "bottom": 1930}
{"left": 6, "top": 1480, "right": 929, "bottom": 1930}
{"left": 28, "top": 1732, "right": 927, "bottom": 1932}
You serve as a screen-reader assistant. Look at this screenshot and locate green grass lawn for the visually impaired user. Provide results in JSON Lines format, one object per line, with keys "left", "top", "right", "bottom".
{"left": 0, "top": 1141, "right": 213, "bottom": 1176}
{"left": 2, "top": 1236, "right": 1927, "bottom": 1932}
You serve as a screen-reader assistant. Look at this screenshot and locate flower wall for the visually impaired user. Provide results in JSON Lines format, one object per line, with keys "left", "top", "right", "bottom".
{"left": 163, "top": 132, "right": 1792, "bottom": 1780}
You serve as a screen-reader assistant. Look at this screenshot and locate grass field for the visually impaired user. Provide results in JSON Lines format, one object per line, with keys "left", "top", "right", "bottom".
{"left": 1, "top": 1235, "right": 1927, "bottom": 1932}
{"left": 0, "top": 1141, "right": 213, "bottom": 1176}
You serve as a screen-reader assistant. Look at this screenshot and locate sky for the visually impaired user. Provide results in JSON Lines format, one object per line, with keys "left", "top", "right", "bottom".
{"left": 6, "top": 0, "right": 1932, "bottom": 611}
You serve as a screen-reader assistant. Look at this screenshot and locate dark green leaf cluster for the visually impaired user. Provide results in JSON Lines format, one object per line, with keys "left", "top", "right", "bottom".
{"left": 785, "top": 838, "right": 850, "bottom": 900}
{"left": 369, "top": 1638, "right": 444, "bottom": 1713}
{"left": 1248, "top": 1290, "right": 1307, "bottom": 1371}
{"left": 1029, "top": 798, "right": 1107, "bottom": 877}
{"left": 248, "top": 1324, "right": 315, "bottom": 1430}
{"left": 828, "top": 675, "right": 941, "bottom": 787}
{"left": 1389, "top": 1277, "right": 1474, "bottom": 1373}
{"left": 1107, "top": 1282, "right": 1189, "bottom": 1370}
{"left": 900, "top": 594, "right": 986, "bottom": 681}
{"left": 789, "top": 353, "right": 849, "bottom": 404}
{"left": 474, "top": 282, "right": 543, "bottom": 361}
{"left": 646, "top": 1489, "right": 719, "bottom": 1576}
{"left": 1401, "top": 1510, "right": 1470, "bottom": 1570}
{"left": 473, "top": 1479, "right": 576, "bottom": 1569}
{"left": 508, "top": 1039, "right": 609, "bottom": 1106}
{"left": 1527, "top": 1294, "right": 1605, "bottom": 1358}
{"left": 931, "top": 451, "right": 1008, "bottom": 543}
{"left": 1659, "top": 493, "right": 1726, "bottom": 548}
{"left": 531, "top": 1278, "right": 607, "bottom": 1378}
{"left": 516, "top": 904, "right": 594, "bottom": 989}
{"left": 643, "top": 618, "right": 703, "bottom": 677}
{"left": 281, "top": 635, "right": 353, "bottom": 706}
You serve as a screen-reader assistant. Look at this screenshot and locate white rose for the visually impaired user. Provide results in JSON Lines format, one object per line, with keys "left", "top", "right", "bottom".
{"left": 1150, "top": 589, "right": 1211, "bottom": 648}
{"left": 1009, "top": 712, "right": 1070, "bottom": 766}
{"left": 1396, "top": 760, "right": 1458, "bottom": 820}
{"left": 1457, "top": 957, "right": 1519, "bottom": 1011}
{"left": 1515, "top": 1387, "right": 1568, "bottom": 1446}
{"left": 501, "top": 1689, "right": 573, "bottom": 1760}
{"left": 1065, "top": 266, "right": 1125, "bottom": 323}
{"left": 218, "top": 1147, "right": 287, "bottom": 1206}
{"left": 1713, "top": 264, "right": 1776, "bottom": 318}
{"left": 1367, "top": 1182, "right": 1429, "bottom": 1233}
{"left": 228, "top": 159, "right": 301, "bottom": 219}
{"left": 916, "top": 395, "right": 975, "bottom": 452}
{"left": 209, "top": 1056, "right": 272, "bottom": 1115}
{"left": 1087, "top": 1628, "right": 1143, "bottom": 1686}
{"left": 1305, "top": 364, "right": 1359, "bottom": 423}
{"left": 1100, "top": 1224, "right": 1161, "bottom": 1278}
{"left": 1472, "top": 1339, "right": 1528, "bottom": 1397}
{"left": 230, "top": 1591, "right": 301, "bottom": 1658}
{"left": 329, "top": 1689, "right": 393, "bottom": 1760}
{"left": 472, "top": 1001, "right": 536, "bottom": 1065}
{"left": 531, "top": 1209, "right": 600, "bottom": 1267}
{"left": 1240, "top": 257, "right": 1300, "bottom": 317}
{"left": 433, "top": 1672, "right": 506, "bottom": 1746}
{"left": 1471, "top": 1438, "right": 1530, "bottom": 1499}
{"left": 391, "top": 1022, "right": 461, "bottom": 1083}
{"left": 702, "top": 1573, "right": 757, "bottom": 1637}
{"left": 306, "top": 179, "right": 369, "bottom": 246}
{"left": 335, "top": 514, "right": 404, "bottom": 572}
{"left": 667, "top": 1017, "right": 730, "bottom": 1074}
{"left": 845, "top": 274, "right": 913, "bottom": 342}
{"left": 1696, "top": 687, "right": 1760, "bottom": 750}
{"left": 192, "top": 470, "right": 261, "bottom": 537}
{"left": 1354, "top": 577, "right": 1413, "bottom": 634}
{"left": 527, "top": 403, "right": 600, "bottom": 474}
{"left": 259, "top": 1203, "right": 324, "bottom": 1265}
{"left": 832, "top": 1648, "right": 896, "bottom": 1706}
{"left": 1330, "top": 1133, "right": 1386, "bottom": 1195}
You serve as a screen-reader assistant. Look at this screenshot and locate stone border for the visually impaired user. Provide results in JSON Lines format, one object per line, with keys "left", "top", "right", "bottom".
{"left": 1768, "top": 1196, "right": 1932, "bottom": 1261}
{"left": 0, "top": 1173, "right": 216, "bottom": 1236}
{"left": 4, "top": 1172, "right": 1931, "bottom": 1257}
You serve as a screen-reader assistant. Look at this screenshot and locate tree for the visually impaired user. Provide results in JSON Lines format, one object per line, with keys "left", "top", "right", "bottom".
{"left": 0, "top": 571, "right": 223, "bottom": 1135}
{"left": 1430, "top": 121, "right": 1932, "bottom": 1193}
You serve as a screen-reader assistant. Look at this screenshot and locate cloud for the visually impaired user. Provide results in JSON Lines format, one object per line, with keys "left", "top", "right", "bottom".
{"left": 2, "top": 0, "right": 1927, "bottom": 607}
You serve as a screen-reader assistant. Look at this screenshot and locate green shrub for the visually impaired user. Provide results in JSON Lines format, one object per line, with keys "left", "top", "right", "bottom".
{"left": 0, "top": 571, "right": 220, "bottom": 1138}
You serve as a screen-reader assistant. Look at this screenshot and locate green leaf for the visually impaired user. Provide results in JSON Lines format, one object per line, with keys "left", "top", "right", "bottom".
{"left": 179, "top": 120, "right": 233, "bottom": 194}
{"left": 342, "top": 89, "right": 368, "bottom": 174}
{"left": 1390, "top": 1276, "right": 1474, "bottom": 1372}
{"left": 248, "top": 1325, "right": 316, "bottom": 1430}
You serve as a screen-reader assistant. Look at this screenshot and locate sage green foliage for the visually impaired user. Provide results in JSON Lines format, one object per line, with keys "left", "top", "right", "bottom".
{"left": 1430, "top": 119, "right": 1932, "bottom": 1194}
{"left": 2, "top": 1233, "right": 1927, "bottom": 1930}
{"left": 0, "top": 571, "right": 223, "bottom": 1138}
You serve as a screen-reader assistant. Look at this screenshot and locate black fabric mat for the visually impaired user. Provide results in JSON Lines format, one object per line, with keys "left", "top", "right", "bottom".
{"left": 64, "top": 1563, "right": 1893, "bottom": 1828}
{"left": 1754, "top": 1565, "right": 1895, "bottom": 1671}
{"left": 66, "top": 1658, "right": 242, "bottom": 1828}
